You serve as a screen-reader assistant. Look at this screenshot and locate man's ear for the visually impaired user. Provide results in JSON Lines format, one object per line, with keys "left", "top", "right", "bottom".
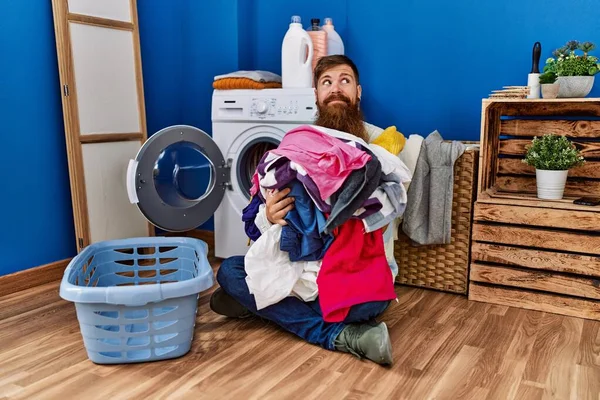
{"left": 357, "top": 84, "right": 362, "bottom": 101}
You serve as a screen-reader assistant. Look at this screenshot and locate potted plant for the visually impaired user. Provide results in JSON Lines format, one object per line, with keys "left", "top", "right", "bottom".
{"left": 523, "top": 134, "right": 585, "bottom": 200}
{"left": 543, "top": 40, "right": 600, "bottom": 98}
{"left": 539, "top": 71, "right": 559, "bottom": 98}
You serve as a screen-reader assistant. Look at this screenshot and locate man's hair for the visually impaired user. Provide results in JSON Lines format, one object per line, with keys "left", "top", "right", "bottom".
{"left": 313, "top": 55, "right": 360, "bottom": 87}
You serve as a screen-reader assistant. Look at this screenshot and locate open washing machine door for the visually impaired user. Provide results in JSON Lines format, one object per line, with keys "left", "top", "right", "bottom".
{"left": 126, "top": 125, "right": 228, "bottom": 232}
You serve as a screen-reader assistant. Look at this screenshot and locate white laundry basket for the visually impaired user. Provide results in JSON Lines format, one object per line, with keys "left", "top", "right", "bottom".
{"left": 59, "top": 236, "right": 215, "bottom": 364}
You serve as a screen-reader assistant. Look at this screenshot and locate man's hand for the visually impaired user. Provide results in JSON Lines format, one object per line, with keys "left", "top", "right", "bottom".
{"left": 265, "top": 188, "right": 295, "bottom": 225}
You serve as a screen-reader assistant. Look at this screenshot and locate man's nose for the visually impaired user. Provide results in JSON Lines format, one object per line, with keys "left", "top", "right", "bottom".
{"left": 330, "top": 81, "right": 341, "bottom": 93}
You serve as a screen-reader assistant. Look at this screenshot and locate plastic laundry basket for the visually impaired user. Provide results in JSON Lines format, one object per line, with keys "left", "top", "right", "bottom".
{"left": 59, "top": 236, "right": 215, "bottom": 364}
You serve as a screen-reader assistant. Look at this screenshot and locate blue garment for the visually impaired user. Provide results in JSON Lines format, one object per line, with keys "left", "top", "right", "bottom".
{"left": 216, "top": 256, "right": 391, "bottom": 350}
{"left": 280, "top": 181, "right": 334, "bottom": 262}
{"left": 241, "top": 195, "right": 262, "bottom": 242}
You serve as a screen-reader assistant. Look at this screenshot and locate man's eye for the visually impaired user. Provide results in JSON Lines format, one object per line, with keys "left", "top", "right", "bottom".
{"left": 322, "top": 80, "right": 331, "bottom": 85}
{"left": 341, "top": 78, "right": 350, "bottom": 84}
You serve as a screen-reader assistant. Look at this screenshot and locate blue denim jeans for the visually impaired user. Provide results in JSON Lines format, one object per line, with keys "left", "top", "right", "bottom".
{"left": 216, "top": 256, "right": 391, "bottom": 351}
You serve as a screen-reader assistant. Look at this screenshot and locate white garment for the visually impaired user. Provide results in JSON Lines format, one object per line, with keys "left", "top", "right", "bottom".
{"left": 213, "top": 70, "right": 282, "bottom": 83}
{"left": 245, "top": 220, "right": 319, "bottom": 310}
{"left": 398, "top": 134, "right": 424, "bottom": 192}
{"left": 364, "top": 122, "right": 383, "bottom": 139}
{"left": 361, "top": 123, "right": 411, "bottom": 247}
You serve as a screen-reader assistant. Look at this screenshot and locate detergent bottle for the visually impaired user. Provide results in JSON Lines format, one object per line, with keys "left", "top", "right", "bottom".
{"left": 281, "top": 15, "right": 313, "bottom": 88}
{"left": 307, "top": 18, "right": 328, "bottom": 80}
{"left": 322, "top": 17, "right": 344, "bottom": 55}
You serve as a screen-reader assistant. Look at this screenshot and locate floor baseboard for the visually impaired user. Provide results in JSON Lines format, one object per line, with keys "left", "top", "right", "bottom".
{"left": 0, "top": 258, "right": 71, "bottom": 297}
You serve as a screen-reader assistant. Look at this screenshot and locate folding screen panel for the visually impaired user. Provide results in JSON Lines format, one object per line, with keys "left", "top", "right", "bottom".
{"left": 52, "top": 0, "right": 152, "bottom": 252}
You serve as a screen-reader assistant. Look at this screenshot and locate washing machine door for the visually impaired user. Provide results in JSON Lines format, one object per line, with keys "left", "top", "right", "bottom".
{"left": 126, "top": 125, "right": 228, "bottom": 232}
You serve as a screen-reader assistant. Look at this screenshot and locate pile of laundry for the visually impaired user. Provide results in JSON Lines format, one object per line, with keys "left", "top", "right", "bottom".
{"left": 241, "top": 124, "right": 412, "bottom": 322}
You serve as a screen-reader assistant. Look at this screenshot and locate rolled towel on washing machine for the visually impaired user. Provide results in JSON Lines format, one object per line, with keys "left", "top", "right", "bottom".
{"left": 213, "top": 70, "right": 282, "bottom": 90}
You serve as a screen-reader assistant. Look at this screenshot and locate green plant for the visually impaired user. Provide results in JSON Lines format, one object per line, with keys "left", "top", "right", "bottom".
{"left": 539, "top": 71, "right": 557, "bottom": 84}
{"left": 523, "top": 134, "right": 585, "bottom": 170}
{"left": 543, "top": 40, "right": 600, "bottom": 76}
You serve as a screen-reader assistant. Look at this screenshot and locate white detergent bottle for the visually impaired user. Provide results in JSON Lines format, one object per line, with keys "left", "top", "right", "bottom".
{"left": 281, "top": 15, "right": 313, "bottom": 88}
{"left": 322, "top": 17, "right": 344, "bottom": 55}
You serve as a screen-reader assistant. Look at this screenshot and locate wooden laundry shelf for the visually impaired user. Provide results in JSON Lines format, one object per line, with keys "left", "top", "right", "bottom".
{"left": 469, "top": 98, "right": 600, "bottom": 321}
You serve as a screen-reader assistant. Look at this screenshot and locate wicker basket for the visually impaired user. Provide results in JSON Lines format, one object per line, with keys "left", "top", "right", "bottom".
{"left": 394, "top": 146, "right": 479, "bottom": 294}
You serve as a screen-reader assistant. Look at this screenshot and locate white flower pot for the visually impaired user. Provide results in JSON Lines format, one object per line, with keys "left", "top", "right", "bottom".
{"left": 541, "top": 83, "right": 560, "bottom": 99}
{"left": 556, "top": 76, "right": 594, "bottom": 98}
{"left": 535, "top": 169, "right": 568, "bottom": 200}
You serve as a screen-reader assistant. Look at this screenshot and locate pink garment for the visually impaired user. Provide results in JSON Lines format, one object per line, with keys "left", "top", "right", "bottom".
{"left": 266, "top": 125, "right": 371, "bottom": 200}
{"left": 250, "top": 172, "right": 260, "bottom": 197}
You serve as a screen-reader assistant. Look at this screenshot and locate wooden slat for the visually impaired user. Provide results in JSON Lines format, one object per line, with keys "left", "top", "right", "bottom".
{"left": 52, "top": 0, "right": 91, "bottom": 251}
{"left": 500, "top": 119, "right": 600, "bottom": 138}
{"left": 474, "top": 203, "right": 600, "bottom": 231}
{"left": 484, "top": 98, "right": 600, "bottom": 104}
{"left": 478, "top": 105, "right": 501, "bottom": 196}
{"left": 0, "top": 259, "right": 70, "bottom": 297}
{"left": 499, "top": 139, "right": 600, "bottom": 157}
{"left": 472, "top": 223, "right": 600, "bottom": 255}
{"left": 478, "top": 188, "right": 598, "bottom": 210}
{"left": 130, "top": 0, "right": 153, "bottom": 238}
{"left": 497, "top": 158, "right": 600, "bottom": 179}
{"left": 495, "top": 176, "right": 600, "bottom": 197}
{"left": 68, "top": 13, "right": 133, "bottom": 30}
{"left": 490, "top": 100, "right": 600, "bottom": 117}
{"left": 470, "top": 263, "right": 600, "bottom": 300}
{"left": 130, "top": 0, "right": 147, "bottom": 142}
{"left": 468, "top": 282, "right": 600, "bottom": 321}
{"left": 471, "top": 243, "right": 600, "bottom": 278}
{"left": 79, "top": 132, "right": 143, "bottom": 143}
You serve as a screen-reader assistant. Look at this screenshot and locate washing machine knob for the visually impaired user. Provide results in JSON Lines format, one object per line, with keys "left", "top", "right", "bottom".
{"left": 256, "top": 101, "right": 269, "bottom": 114}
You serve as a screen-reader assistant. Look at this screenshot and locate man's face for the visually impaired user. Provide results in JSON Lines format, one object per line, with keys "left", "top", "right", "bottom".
{"left": 315, "top": 64, "right": 362, "bottom": 108}
{"left": 313, "top": 63, "right": 367, "bottom": 140}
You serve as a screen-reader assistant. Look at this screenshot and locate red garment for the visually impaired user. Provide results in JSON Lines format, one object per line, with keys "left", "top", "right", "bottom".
{"left": 316, "top": 218, "right": 397, "bottom": 322}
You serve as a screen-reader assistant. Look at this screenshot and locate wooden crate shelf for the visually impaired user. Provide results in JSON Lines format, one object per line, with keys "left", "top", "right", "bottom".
{"left": 469, "top": 98, "right": 600, "bottom": 321}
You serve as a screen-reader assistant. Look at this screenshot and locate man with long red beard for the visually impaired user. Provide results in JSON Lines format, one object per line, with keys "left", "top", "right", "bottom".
{"left": 210, "top": 55, "right": 395, "bottom": 366}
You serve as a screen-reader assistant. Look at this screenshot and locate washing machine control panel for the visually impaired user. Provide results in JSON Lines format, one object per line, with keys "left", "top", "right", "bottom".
{"left": 249, "top": 96, "right": 316, "bottom": 121}
{"left": 213, "top": 89, "right": 317, "bottom": 122}
{"left": 250, "top": 98, "right": 277, "bottom": 118}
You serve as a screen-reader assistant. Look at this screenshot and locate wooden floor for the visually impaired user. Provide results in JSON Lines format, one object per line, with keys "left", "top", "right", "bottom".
{"left": 1, "top": 261, "right": 600, "bottom": 399}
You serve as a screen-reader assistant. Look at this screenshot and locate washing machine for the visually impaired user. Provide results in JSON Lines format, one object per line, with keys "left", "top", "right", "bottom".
{"left": 127, "top": 87, "right": 317, "bottom": 259}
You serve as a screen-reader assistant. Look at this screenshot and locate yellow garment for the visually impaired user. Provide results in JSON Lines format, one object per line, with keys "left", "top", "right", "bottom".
{"left": 371, "top": 125, "right": 406, "bottom": 156}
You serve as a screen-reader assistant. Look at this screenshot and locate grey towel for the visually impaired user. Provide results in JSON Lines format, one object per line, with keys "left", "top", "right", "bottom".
{"left": 401, "top": 130, "right": 465, "bottom": 245}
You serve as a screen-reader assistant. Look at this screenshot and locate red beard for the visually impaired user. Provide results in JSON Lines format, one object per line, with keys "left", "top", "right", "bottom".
{"left": 315, "top": 93, "right": 368, "bottom": 142}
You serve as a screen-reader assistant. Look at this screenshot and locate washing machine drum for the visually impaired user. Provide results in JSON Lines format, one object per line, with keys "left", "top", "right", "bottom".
{"left": 127, "top": 125, "right": 229, "bottom": 232}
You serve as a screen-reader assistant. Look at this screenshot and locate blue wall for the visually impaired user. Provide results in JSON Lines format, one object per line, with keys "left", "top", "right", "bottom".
{"left": 138, "top": 0, "right": 185, "bottom": 136}
{"left": 181, "top": 0, "right": 241, "bottom": 232}
{"left": 0, "top": 1, "right": 75, "bottom": 276}
{"left": 2, "top": 0, "right": 599, "bottom": 276}
{"left": 252, "top": 0, "right": 600, "bottom": 140}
